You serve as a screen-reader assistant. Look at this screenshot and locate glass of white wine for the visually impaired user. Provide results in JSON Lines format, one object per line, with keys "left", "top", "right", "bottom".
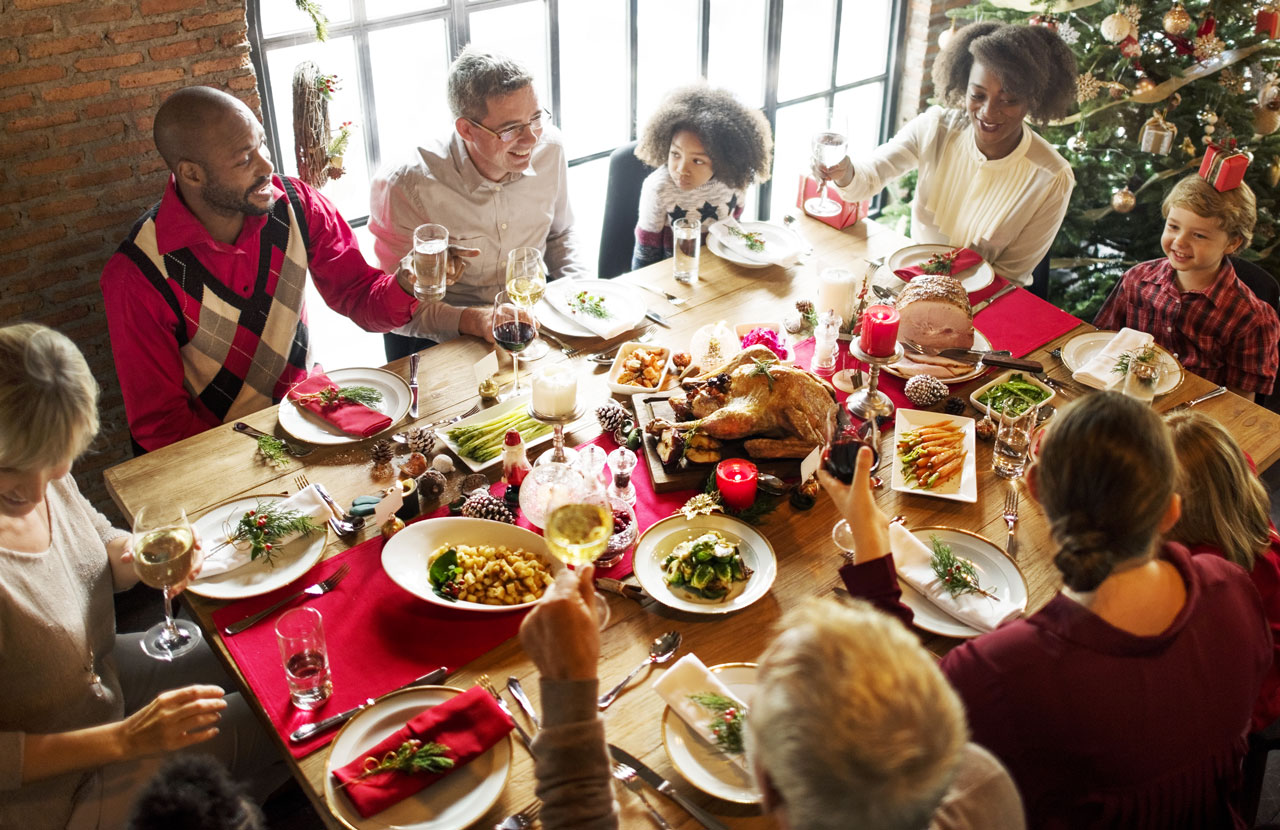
{"left": 506, "top": 246, "right": 549, "bottom": 360}
{"left": 543, "top": 478, "right": 613, "bottom": 630}
{"left": 131, "top": 507, "right": 202, "bottom": 661}
{"left": 806, "top": 108, "right": 849, "bottom": 218}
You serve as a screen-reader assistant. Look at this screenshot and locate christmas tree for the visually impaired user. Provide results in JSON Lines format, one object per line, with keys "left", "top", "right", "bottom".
{"left": 944, "top": 0, "right": 1280, "bottom": 318}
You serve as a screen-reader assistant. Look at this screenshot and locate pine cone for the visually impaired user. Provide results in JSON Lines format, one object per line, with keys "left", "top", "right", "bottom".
{"left": 404, "top": 427, "right": 435, "bottom": 455}
{"left": 596, "top": 401, "right": 629, "bottom": 434}
{"left": 461, "top": 491, "right": 515, "bottom": 524}
{"left": 944, "top": 396, "right": 967, "bottom": 416}
{"left": 418, "top": 469, "right": 447, "bottom": 501}
{"left": 795, "top": 299, "right": 815, "bottom": 315}
{"left": 904, "top": 375, "right": 948, "bottom": 407}
{"left": 370, "top": 438, "right": 395, "bottom": 465}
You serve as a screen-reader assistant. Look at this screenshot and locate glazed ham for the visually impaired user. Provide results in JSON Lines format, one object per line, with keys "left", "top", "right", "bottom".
{"left": 894, "top": 275, "right": 975, "bottom": 378}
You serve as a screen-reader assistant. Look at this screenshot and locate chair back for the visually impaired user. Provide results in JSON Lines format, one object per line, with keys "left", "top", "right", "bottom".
{"left": 598, "top": 141, "right": 654, "bottom": 279}
{"left": 1231, "top": 256, "right": 1280, "bottom": 411}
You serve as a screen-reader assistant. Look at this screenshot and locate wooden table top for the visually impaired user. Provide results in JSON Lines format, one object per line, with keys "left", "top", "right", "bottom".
{"left": 103, "top": 215, "right": 1280, "bottom": 829}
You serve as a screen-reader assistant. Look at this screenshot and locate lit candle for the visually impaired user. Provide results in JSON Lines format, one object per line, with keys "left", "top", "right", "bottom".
{"left": 532, "top": 364, "right": 578, "bottom": 418}
{"left": 860, "top": 304, "right": 900, "bottom": 358}
{"left": 715, "top": 459, "right": 759, "bottom": 511}
{"left": 816, "top": 268, "right": 857, "bottom": 327}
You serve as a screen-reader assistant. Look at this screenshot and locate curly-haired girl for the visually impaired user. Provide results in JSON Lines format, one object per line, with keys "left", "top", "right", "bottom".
{"left": 818, "top": 22, "right": 1077, "bottom": 284}
{"left": 632, "top": 84, "right": 773, "bottom": 270}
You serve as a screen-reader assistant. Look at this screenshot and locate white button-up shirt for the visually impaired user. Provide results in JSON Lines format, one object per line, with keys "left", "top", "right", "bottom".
{"left": 369, "top": 126, "right": 586, "bottom": 340}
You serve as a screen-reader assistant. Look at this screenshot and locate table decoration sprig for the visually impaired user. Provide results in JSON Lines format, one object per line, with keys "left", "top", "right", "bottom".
{"left": 337, "top": 739, "right": 454, "bottom": 788}
{"left": 920, "top": 248, "right": 960, "bottom": 275}
{"left": 727, "top": 225, "right": 765, "bottom": 252}
{"left": 694, "top": 473, "right": 781, "bottom": 525}
{"left": 929, "top": 535, "right": 997, "bottom": 600}
{"left": 569, "top": 290, "right": 610, "bottom": 318}
{"left": 293, "top": 384, "right": 383, "bottom": 408}
{"left": 1113, "top": 346, "right": 1160, "bottom": 382}
{"left": 689, "top": 692, "right": 746, "bottom": 754}
{"left": 748, "top": 356, "right": 779, "bottom": 391}
{"left": 228, "top": 501, "right": 321, "bottom": 565}
{"left": 256, "top": 435, "right": 290, "bottom": 467}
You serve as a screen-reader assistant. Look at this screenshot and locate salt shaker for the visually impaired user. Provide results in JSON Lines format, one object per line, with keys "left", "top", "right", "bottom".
{"left": 811, "top": 310, "right": 842, "bottom": 374}
{"left": 607, "top": 447, "right": 637, "bottom": 505}
{"left": 576, "top": 444, "right": 609, "bottom": 489}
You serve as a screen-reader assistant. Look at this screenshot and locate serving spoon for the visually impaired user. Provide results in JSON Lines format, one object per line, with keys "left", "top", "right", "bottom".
{"left": 597, "top": 630, "right": 682, "bottom": 710}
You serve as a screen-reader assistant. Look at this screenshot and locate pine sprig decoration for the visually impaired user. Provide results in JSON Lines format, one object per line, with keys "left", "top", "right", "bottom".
{"left": 338, "top": 739, "right": 454, "bottom": 787}
{"left": 748, "top": 357, "right": 778, "bottom": 391}
{"left": 569, "top": 291, "right": 609, "bottom": 318}
{"left": 302, "top": 385, "right": 383, "bottom": 407}
{"left": 689, "top": 692, "right": 747, "bottom": 755}
{"left": 256, "top": 435, "right": 290, "bottom": 467}
{"left": 727, "top": 224, "right": 766, "bottom": 252}
{"left": 929, "top": 535, "right": 996, "bottom": 599}
{"left": 231, "top": 501, "right": 321, "bottom": 565}
{"left": 294, "top": 0, "right": 328, "bottom": 41}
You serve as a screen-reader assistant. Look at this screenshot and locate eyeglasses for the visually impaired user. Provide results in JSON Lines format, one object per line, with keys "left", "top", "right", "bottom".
{"left": 466, "top": 109, "right": 549, "bottom": 144}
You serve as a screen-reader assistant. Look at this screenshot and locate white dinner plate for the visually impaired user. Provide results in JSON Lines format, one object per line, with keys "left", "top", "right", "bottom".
{"left": 891, "top": 409, "right": 977, "bottom": 504}
{"left": 1059, "top": 331, "right": 1185, "bottom": 396}
{"left": 884, "top": 243, "right": 996, "bottom": 294}
{"left": 381, "top": 517, "right": 564, "bottom": 612}
{"left": 324, "top": 686, "right": 512, "bottom": 830}
{"left": 536, "top": 279, "right": 647, "bottom": 337}
{"left": 883, "top": 329, "right": 992, "bottom": 385}
{"left": 435, "top": 395, "right": 580, "bottom": 472}
{"left": 661, "top": 663, "right": 762, "bottom": 804}
{"left": 706, "top": 221, "right": 801, "bottom": 269}
{"left": 632, "top": 515, "right": 777, "bottom": 615}
{"left": 187, "top": 495, "right": 329, "bottom": 599}
{"left": 278, "top": 367, "right": 411, "bottom": 446}
{"left": 898, "top": 526, "right": 1028, "bottom": 639}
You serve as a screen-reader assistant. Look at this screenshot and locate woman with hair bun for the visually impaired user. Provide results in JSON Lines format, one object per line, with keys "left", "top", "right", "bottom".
{"left": 817, "top": 21, "right": 1077, "bottom": 284}
{"left": 821, "top": 392, "right": 1270, "bottom": 827}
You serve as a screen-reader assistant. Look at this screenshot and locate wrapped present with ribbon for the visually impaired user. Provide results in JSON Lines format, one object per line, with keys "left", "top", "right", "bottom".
{"left": 1198, "top": 140, "right": 1250, "bottom": 193}
{"left": 795, "top": 173, "right": 869, "bottom": 230}
{"left": 1258, "top": 4, "right": 1279, "bottom": 38}
{"left": 1138, "top": 109, "right": 1177, "bottom": 155}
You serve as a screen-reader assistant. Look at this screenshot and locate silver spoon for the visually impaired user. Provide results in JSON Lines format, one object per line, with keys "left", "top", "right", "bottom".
{"left": 597, "top": 630, "right": 682, "bottom": 710}
{"left": 1036, "top": 404, "right": 1056, "bottom": 425}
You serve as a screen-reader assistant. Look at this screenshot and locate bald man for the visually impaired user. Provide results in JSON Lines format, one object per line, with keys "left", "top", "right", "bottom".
{"left": 101, "top": 86, "right": 419, "bottom": 451}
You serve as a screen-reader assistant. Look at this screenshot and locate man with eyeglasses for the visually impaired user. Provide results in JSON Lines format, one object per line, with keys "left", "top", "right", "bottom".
{"left": 370, "top": 45, "right": 586, "bottom": 359}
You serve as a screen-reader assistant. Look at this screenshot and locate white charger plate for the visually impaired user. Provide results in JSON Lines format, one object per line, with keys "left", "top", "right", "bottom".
{"left": 632, "top": 515, "right": 777, "bottom": 615}
{"left": 883, "top": 329, "right": 992, "bottom": 385}
{"left": 381, "top": 517, "right": 563, "bottom": 612}
{"left": 884, "top": 244, "right": 996, "bottom": 294}
{"left": 324, "top": 686, "right": 512, "bottom": 830}
{"left": 891, "top": 410, "right": 977, "bottom": 504}
{"left": 435, "top": 395, "right": 578, "bottom": 472}
{"left": 188, "top": 495, "right": 329, "bottom": 599}
{"left": 1060, "top": 331, "right": 1185, "bottom": 395}
{"left": 661, "top": 662, "right": 761, "bottom": 804}
{"left": 706, "top": 221, "right": 801, "bottom": 268}
{"left": 898, "top": 526, "right": 1028, "bottom": 639}
{"left": 537, "top": 279, "right": 647, "bottom": 337}
{"left": 278, "top": 367, "right": 411, "bottom": 446}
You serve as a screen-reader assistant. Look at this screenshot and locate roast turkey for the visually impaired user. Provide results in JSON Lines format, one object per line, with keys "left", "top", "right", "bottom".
{"left": 893, "top": 275, "right": 975, "bottom": 378}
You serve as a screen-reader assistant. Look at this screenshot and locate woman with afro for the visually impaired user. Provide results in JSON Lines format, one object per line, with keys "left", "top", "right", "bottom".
{"left": 818, "top": 22, "right": 1076, "bottom": 285}
{"left": 632, "top": 84, "right": 773, "bottom": 270}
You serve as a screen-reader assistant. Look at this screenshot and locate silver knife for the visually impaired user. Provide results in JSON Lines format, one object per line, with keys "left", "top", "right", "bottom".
{"left": 288, "top": 666, "right": 448, "bottom": 742}
{"left": 408, "top": 352, "right": 420, "bottom": 419}
{"left": 595, "top": 577, "right": 647, "bottom": 602}
{"left": 971, "top": 283, "right": 1018, "bottom": 315}
{"left": 608, "top": 744, "right": 728, "bottom": 830}
{"left": 645, "top": 309, "right": 672, "bottom": 328}
{"left": 505, "top": 676, "right": 540, "bottom": 729}
{"left": 936, "top": 348, "right": 1043, "bottom": 373}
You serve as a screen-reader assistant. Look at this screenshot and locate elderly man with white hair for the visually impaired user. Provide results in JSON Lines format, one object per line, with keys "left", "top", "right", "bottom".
{"left": 517, "top": 566, "right": 1025, "bottom": 829}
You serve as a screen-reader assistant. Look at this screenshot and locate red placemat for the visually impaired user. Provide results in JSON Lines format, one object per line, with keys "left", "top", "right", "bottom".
{"left": 212, "top": 539, "right": 528, "bottom": 759}
{"left": 970, "top": 278, "right": 1081, "bottom": 357}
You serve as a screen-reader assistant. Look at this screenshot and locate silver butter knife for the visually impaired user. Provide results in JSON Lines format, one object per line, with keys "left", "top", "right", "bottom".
{"left": 506, "top": 676, "right": 540, "bottom": 729}
{"left": 289, "top": 666, "right": 447, "bottom": 742}
{"left": 971, "top": 283, "right": 1018, "bottom": 315}
{"left": 645, "top": 309, "right": 672, "bottom": 328}
{"left": 408, "top": 352, "right": 420, "bottom": 419}
{"left": 608, "top": 744, "right": 728, "bottom": 830}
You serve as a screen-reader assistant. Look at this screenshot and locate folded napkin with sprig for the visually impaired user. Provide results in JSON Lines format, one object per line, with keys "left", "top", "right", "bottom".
{"left": 891, "top": 523, "right": 1022, "bottom": 633}
{"left": 288, "top": 372, "right": 391, "bottom": 436}
{"left": 199, "top": 485, "right": 328, "bottom": 578}
{"left": 652, "top": 653, "right": 750, "bottom": 772}
{"left": 707, "top": 218, "right": 799, "bottom": 267}
{"left": 1072, "top": 327, "right": 1154, "bottom": 390}
{"left": 893, "top": 247, "right": 984, "bottom": 281}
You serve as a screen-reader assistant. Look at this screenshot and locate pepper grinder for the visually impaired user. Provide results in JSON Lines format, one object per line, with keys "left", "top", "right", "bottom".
{"left": 607, "top": 447, "right": 637, "bottom": 505}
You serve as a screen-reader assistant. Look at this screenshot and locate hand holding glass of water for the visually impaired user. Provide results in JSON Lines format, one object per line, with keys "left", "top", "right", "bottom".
{"left": 806, "top": 109, "right": 848, "bottom": 218}
{"left": 412, "top": 223, "right": 450, "bottom": 302}
{"left": 132, "top": 507, "right": 202, "bottom": 661}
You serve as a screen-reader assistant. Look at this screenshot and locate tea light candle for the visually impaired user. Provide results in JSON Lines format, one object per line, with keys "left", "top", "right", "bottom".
{"left": 816, "top": 268, "right": 858, "bottom": 327}
{"left": 860, "top": 304, "right": 900, "bottom": 357}
{"left": 532, "top": 364, "right": 578, "bottom": 418}
{"left": 716, "top": 459, "right": 759, "bottom": 511}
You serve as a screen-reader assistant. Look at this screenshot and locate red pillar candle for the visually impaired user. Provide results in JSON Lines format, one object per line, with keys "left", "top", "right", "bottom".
{"left": 715, "top": 459, "right": 759, "bottom": 511}
{"left": 860, "top": 304, "right": 900, "bottom": 357}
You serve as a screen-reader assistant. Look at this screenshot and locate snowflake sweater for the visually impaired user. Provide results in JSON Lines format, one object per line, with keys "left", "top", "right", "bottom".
{"left": 631, "top": 166, "right": 744, "bottom": 270}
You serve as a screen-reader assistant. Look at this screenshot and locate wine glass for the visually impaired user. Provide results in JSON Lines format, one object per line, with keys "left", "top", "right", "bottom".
{"left": 132, "top": 506, "right": 203, "bottom": 660}
{"left": 806, "top": 108, "right": 848, "bottom": 218}
{"left": 822, "top": 407, "right": 883, "bottom": 555}
{"left": 492, "top": 291, "right": 536, "bottom": 396}
{"left": 543, "top": 472, "right": 613, "bottom": 630}
{"left": 506, "top": 247, "right": 549, "bottom": 360}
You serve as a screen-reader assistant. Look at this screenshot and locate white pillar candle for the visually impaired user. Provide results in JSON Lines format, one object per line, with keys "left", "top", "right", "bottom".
{"left": 532, "top": 363, "right": 578, "bottom": 418}
{"left": 816, "top": 267, "right": 858, "bottom": 327}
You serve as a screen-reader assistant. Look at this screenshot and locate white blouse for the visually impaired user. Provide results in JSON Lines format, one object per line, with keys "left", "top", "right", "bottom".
{"left": 838, "top": 107, "right": 1074, "bottom": 285}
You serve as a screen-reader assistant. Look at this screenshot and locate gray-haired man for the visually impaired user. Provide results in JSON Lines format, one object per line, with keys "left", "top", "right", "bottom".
{"left": 370, "top": 46, "right": 586, "bottom": 360}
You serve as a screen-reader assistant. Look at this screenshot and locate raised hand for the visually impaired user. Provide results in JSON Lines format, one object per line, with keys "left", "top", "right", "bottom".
{"left": 519, "top": 564, "right": 600, "bottom": 681}
{"left": 818, "top": 445, "right": 891, "bottom": 563}
{"left": 118, "top": 685, "right": 228, "bottom": 758}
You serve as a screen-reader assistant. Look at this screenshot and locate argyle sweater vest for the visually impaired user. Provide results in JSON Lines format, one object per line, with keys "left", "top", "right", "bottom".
{"left": 116, "top": 179, "right": 312, "bottom": 424}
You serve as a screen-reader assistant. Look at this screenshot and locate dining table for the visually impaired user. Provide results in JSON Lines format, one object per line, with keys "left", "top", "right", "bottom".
{"left": 103, "top": 212, "right": 1280, "bottom": 830}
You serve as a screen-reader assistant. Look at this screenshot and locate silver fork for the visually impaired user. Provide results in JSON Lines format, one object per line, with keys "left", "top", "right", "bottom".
{"left": 1002, "top": 488, "right": 1020, "bottom": 559}
{"left": 539, "top": 330, "right": 581, "bottom": 358}
{"left": 632, "top": 283, "right": 687, "bottom": 306}
{"left": 294, "top": 476, "right": 361, "bottom": 536}
{"left": 494, "top": 801, "right": 539, "bottom": 830}
{"left": 477, "top": 674, "right": 535, "bottom": 751}
{"left": 611, "top": 763, "right": 672, "bottom": 828}
{"left": 223, "top": 563, "right": 351, "bottom": 635}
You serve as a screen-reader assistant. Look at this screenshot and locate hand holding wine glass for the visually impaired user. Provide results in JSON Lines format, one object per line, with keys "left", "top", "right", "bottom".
{"left": 818, "top": 444, "right": 892, "bottom": 565}
{"left": 543, "top": 474, "right": 613, "bottom": 630}
{"left": 492, "top": 291, "right": 536, "bottom": 395}
{"left": 131, "top": 506, "right": 203, "bottom": 660}
{"left": 805, "top": 109, "right": 849, "bottom": 218}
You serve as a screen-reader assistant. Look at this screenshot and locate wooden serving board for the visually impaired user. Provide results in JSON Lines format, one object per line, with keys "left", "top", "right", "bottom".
{"left": 629, "top": 391, "right": 800, "bottom": 493}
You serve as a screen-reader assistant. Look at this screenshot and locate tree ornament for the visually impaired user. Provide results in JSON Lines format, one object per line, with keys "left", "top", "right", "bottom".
{"left": 1076, "top": 73, "right": 1102, "bottom": 104}
{"left": 1111, "top": 186, "right": 1137, "bottom": 214}
{"left": 460, "top": 490, "right": 516, "bottom": 524}
{"left": 938, "top": 18, "right": 957, "bottom": 50}
{"left": 1193, "top": 15, "right": 1223, "bottom": 61}
{"left": 1181, "top": 136, "right": 1198, "bottom": 155}
{"left": 1136, "top": 77, "right": 1157, "bottom": 95}
{"left": 1258, "top": 5, "right": 1280, "bottom": 39}
{"left": 1257, "top": 102, "right": 1280, "bottom": 136}
{"left": 1219, "top": 68, "right": 1245, "bottom": 94}
{"left": 1267, "top": 158, "right": 1280, "bottom": 188}
{"left": 1057, "top": 19, "right": 1080, "bottom": 45}
{"left": 418, "top": 469, "right": 447, "bottom": 501}
{"left": 370, "top": 438, "right": 395, "bottom": 465}
{"left": 1067, "top": 132, "right": 1089, "bottom": 153}
{"left": 1198, "top": 108, "right": 1219, "bottom": 126}
{"left": 1100, "top": 12, "right": 1133, "bottom": 43}
{"left": 1164, "top": 3, "right": 1192, "bottom": 36}
{"left": 595, "top": 401, "right": 629, "bottom": 435}
{"left": 904, "top": 375, "right": 949, "bottom": 407}
{"left": 1140, "top": 109, "right": 1177, "bottom": 154}
{"left": 431, "top": 453, "right": 455, "bottom": 473}
{"left": 1029, "top": 13, "right": 1057, "bottom": 32}
{"left": 1119, "top": 35, "right": 1142, "bottom": 59}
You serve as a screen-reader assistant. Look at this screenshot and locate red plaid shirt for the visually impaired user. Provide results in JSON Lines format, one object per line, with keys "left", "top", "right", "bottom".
{"left": 1095, "top": 258, "right": 1279, "bottom": 395}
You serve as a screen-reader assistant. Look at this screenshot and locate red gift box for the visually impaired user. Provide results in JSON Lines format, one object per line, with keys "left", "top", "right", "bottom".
{"left": 796, "top": 174, "right": 869, "bottom": 230}
{"left": 1258, "top": 7, "right": 1279, "bottom": 38}
{"left": 1198, "top": 142, "right": 1250, "bottom": 193}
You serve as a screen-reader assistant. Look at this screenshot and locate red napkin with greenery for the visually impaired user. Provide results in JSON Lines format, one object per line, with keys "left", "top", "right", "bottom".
{"left": 893, "top": 247, "right": 984, "bottom": 281}
{"left": 288, "top": 372, "right": 391, "bottom": 437}
{"left": 332, "top": 686, "right": 513, "bottom": 818}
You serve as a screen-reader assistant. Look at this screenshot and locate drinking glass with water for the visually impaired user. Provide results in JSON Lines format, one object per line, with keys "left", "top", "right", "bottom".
{"left": 992, "top": 403, "right": 1040, "bottom": 480}
{"left": 672, "top": 217, "right": 700, "bottom": 284}
{"left": 276, "top": 606, "right": 333, "bottom": 709}
{"left": 412, "top": 223, "right": 450, "bottom": 302}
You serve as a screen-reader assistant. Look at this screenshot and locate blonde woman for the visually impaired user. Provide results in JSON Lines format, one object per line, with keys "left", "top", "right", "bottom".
{"left": 0, "top": 323, "right": 281, "bottom": 830}
{"left": 1166, "top": 409, "right": 1280, "bottom": 731}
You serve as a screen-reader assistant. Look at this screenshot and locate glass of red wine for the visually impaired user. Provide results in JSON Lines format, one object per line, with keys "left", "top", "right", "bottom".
{"left": 492, "top": 291, "right": 536, "bottom": 395}
{"left": 823, "top": 406, "right": 883, "bottom": 555}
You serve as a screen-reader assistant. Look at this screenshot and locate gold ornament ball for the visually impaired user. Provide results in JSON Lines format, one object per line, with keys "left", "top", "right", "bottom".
{"left": 1163, "top": 3, "right": 1193, "bottom": 36}
{"left": 1257, "top": 106, "right": 1280, "bottom": 136}
{"left": 1267, "top": 159, "right": 1280, "bottom": 188}
{"left": 1100, "top": 12, "right": 1132, "bottom": 43}
{"left": 1203, "top": 124, "right": 1216, "bottom": 136}
{"left": 1136, "top": 78, "right": 1157, "bottom": 94}
{"left": 1111, "top": 187, "right": 1137, "bottom": 214}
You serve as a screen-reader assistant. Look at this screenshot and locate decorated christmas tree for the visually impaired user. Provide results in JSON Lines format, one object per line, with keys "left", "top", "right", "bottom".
{"left": 945, "top": 0, "right": 1280, "bottom": 318}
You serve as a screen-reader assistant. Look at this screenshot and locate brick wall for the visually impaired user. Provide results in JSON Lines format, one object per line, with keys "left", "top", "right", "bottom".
{"left": 1, "top": 0, "right": 257, "bottom": 520}
{"left": 896, "top": 0, "right": 970, "bottom": 127}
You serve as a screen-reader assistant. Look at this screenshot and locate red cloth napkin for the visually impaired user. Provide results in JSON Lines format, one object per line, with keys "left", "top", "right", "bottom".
{"left": 893, "top": 247, "right": 984, "bottom": 281}
{"left": 211, "top": 538, "right": 527, "bottom": 759}
{"left": 331, "top": 686, "right": 513, "bottom": 818}
{"left": 288, "top": 372, "right": 392, "bottom": 437}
